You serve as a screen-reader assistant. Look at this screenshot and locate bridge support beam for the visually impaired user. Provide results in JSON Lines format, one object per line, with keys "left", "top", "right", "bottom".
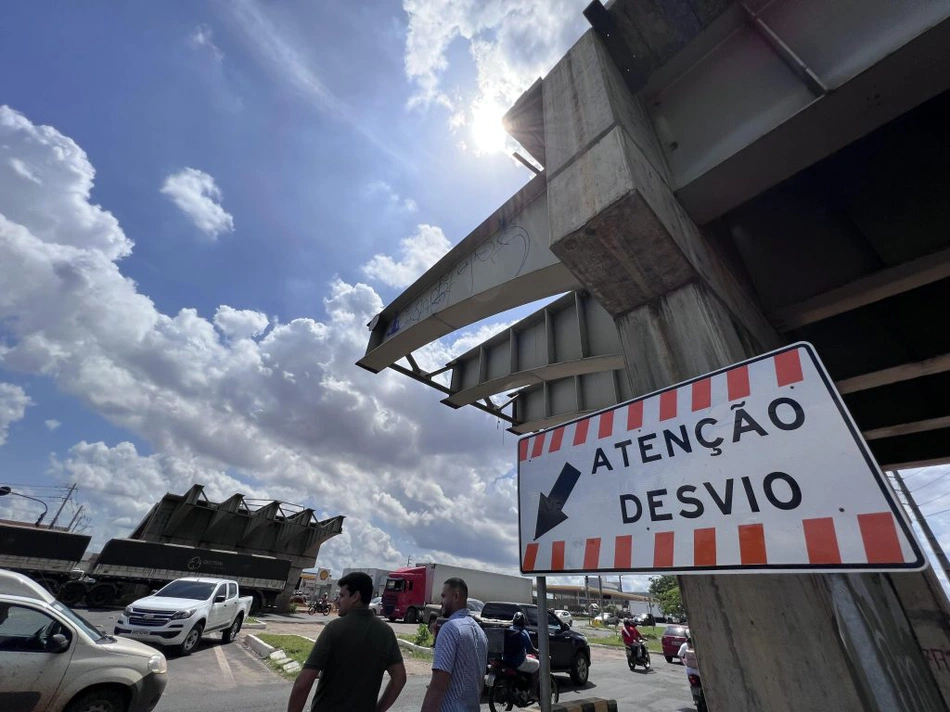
{"left": 542, "top": 28, "right": 948, "bottom": 711}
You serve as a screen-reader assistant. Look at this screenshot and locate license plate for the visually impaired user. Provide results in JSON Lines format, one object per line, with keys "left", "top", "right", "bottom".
{"left": 486, "top": 673, "right": 495, "bottom": 686}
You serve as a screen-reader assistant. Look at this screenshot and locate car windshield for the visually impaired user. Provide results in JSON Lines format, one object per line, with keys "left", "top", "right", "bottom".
{"left": 155, "top": 580, "right": 217, "bottom": 600}
{"left": 52, "top": 601, "right": 106, "bottom": 641}
{"left": 384, "top": 579, "right": 404, "bottom": 592}
{"left": 665, "top": 626, "right": 688, "bottom": 637}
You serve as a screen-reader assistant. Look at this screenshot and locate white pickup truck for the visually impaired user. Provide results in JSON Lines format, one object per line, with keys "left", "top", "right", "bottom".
{"left": 114, "top": 577, "right": 252, "bottom": 656}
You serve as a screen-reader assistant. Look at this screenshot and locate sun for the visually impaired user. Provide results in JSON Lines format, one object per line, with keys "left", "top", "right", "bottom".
{"left": 469, "top": 101, "right": 509, "bottom": 155}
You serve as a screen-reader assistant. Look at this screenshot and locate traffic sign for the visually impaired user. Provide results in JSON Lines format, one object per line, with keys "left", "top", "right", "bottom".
{"left": 517, "top": 343, "right": 925, "bottom": 575}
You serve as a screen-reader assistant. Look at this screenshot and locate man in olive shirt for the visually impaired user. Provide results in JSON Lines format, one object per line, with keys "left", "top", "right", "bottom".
{"left": 287, "top": 572, "right": 406, "bottom": 712}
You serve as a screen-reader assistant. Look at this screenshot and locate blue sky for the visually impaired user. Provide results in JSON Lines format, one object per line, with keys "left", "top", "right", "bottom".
{"left": 2, "top": 1, "right": 948, "bottom": 594}
{"left": 0, "top": 0, "right": 593, "bottom": 577}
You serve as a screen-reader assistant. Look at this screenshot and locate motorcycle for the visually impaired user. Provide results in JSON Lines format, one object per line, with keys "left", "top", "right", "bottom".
{"left": 688, "top": 671, "right": 708, "bottom": 712}
{"left": 307, "top": 600, "right": 331, "bottom": 616}
{"left": 625, "top": 642, "right": 651, "bottom": 670}
{"left": 486, "top": 656, "right": 558, "bottom": 711}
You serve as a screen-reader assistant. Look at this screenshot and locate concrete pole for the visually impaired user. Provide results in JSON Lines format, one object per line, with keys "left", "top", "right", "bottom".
{"left": 536, "top": 576, "right": 552, "bottom": 712}
{"left": 540, "top": 28, "right": 949, "bottom": 711}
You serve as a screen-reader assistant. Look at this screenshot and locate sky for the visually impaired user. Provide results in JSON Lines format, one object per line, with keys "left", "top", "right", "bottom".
{"left": 1, "top": 1, "right": 948, "bottom": 597}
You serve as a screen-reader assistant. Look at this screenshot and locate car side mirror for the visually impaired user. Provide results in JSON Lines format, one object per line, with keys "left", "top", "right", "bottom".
{"left": 47, "top": 633, "right": 70, "bottom": 653}
{"left": 214, "top": 595, "right": 227, "bottom": 603}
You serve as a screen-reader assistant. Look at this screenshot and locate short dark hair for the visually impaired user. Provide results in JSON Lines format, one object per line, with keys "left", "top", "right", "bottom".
{"left": 444, "top": 577, "right": 468, "bottom": 598}
{"left": 338, "top": 572, "right": 373, "bottom": 604}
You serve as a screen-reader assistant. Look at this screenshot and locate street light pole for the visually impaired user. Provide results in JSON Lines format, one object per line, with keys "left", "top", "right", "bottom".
{"left": 0, "top": 485, "right": 49, "bottom": 526}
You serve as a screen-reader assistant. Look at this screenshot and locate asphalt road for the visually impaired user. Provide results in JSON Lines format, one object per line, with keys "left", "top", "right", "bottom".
{"left": 79, "top": 609, "right": 696, "bottom": 712}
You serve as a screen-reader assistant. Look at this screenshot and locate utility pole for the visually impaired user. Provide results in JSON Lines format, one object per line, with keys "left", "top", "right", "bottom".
{"left": 893, "top": 470, "right": 950, "bottom": 581}
{"left": 67, "top": 505, "right": 84, "bottom": 532}
{"left": 48, "top": 483, "right": 76, "bottom": 529}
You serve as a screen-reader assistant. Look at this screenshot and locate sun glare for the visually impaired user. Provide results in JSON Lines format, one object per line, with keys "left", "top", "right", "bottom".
{"left": 470, "top": 102, "right": 509, "bottom": 155}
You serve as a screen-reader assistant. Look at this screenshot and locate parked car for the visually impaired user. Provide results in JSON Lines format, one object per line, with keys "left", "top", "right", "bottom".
{"left": 633, "top": 613, "right": 655, "bottom": 627}
{"left": 370, "top": 596, "right": 383, "bottom": 615}
{"left": 479, "top": 601, "right": 591, "bottom": 685}
{"left": 0, "top": 568, "right": 168, "bottom": 712}
{"left": 597, "top": 611, "right": 619, "bottom": 626}
{"left": 662, "top": 624, "right": 690, "bottom": 663}
{"left": 554, "top": 609, "right": 573, "bottom": 627}
{"left": 429, "top": 598, "right": 484, "bottom": 638}
{"left": 115, "top": 577, "right": 252, "bottom": 656}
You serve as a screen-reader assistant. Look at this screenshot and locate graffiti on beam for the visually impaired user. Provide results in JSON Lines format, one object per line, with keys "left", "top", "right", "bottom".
{"left": 385, "top": 223, "right": 531, "bottom": 338}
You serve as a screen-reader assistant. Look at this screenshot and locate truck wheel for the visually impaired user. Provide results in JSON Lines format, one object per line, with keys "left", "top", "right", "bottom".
{"left": 86, "top": 583, "right": 116, "bottom": 608}
{"left": 250, "top": 592, "right": 263, "bottom": 615}
{"left": 65, "top": 686, "right": 128, "bottom": 712}
{"left": 570, "top": 651, "right": 589, "bottom": 686}
{"left": 59, "top": 581, "right": 87, "bottom": 606}
{"left": 222, "top": 614, "right": 243, "bottom": 643}
{"left": 178, "top": 622, "right": 204, "bottom": 656}
{"left": 405, "top": 608, "right": 418, "bottom": 624}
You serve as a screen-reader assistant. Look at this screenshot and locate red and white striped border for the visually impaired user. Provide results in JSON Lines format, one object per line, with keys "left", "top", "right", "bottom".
{"left": 519, "top": 348, "right": 806, "bottom": 462}
{"left": 522, "top": 511, "right": 909, "bottom": 572}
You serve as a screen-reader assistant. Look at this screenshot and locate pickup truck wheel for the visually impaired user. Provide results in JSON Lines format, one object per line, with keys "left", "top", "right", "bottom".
{"left": 405, "top": 608, "right": 418, "bottom": 624}
{"left": 178, "top": 622, "right": 204, "bottom": 656}
{"left": 65, "top": 687, "right": 128, "bottom": 712}
{"left": 222, "top": 614, "right": 243, "bottom": 643}
{"left": 570, "top": 651, "right": 590, "bottom": 685}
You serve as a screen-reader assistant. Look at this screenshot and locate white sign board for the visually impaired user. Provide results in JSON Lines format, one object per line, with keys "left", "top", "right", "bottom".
{"left": 517, "top": 343, "right": 924, "bottom": 575}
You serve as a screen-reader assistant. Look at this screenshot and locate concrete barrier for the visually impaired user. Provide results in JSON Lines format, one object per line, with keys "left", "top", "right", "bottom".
{"left": 526, "top": 699, "right": 618, "bottom": 712}
{"left": 397, "top": 639, "right": 433, "bottom": 654}
{"left": 246, "top": 634, "right": 277, "bottom": 658}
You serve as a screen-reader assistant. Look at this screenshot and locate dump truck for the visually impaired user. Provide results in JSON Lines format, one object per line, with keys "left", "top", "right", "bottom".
{"left": 0, "top": 521, "right": 91, "bottom": 595}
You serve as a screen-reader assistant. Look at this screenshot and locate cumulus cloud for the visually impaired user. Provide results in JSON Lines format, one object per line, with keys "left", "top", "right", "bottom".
{"left": 45, "top": 419, "right": 61, "bottom": 431}
{"left": 0, "top": 106, "right": 522, "bottom": 572}
{"left": 0, "top": 382, "right": 32, "bottom": 445}
{"left": 362, "top": 224, "right": 451, "bottom": 288}
{"left": 161, "top": 167, "right": 235, "bottom": 238}
{"left": 403, "top": 0, "right": 588, "bottom": 149}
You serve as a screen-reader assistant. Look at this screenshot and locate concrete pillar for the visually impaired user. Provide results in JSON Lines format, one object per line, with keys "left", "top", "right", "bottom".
{"left": 543, "top": 29, "right": 948, "bottom": 711}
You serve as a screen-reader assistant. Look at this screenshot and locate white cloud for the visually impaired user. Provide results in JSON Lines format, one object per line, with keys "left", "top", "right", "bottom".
{"left": 161, "top": 167, "right": 235, "bottom": 238}
{"left": 0, "top": 382, "right": 32, "bottom": 445}
{"left": 365, "top": 181, "right": 418, "bottom": 214}
{"left": 190, "top": 24, "right": 224, "bottom": 62}
{"left": 403, "top": 0, "right": 588, "bottom": 153}
{"left": 0, "top": 106, "right": 521, "bottom": 570}
{"left": 361, "top": 224, "right": 451, "bottom": 288}
{"left": 213, "top": 305, "right": 269, "bottom": 340}
{"left": 44, "top": 419, "right": 61, "bottom": 431}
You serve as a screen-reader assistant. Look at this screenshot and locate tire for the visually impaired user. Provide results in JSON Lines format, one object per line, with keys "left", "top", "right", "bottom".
{"left": 177, "top": 622, "right": 204, "bottom": 656}
{"left": 665, "top": 655, "right": 674, "bottom": 663}
{"left": 405, "top": 608, "right": 418, "bottom": 624}
{"left": 59, "top": 581, "right": 87, "bottom": 606}
{"left": 65, "top": 687, "right": 128, "bottom": 712}
{"left": 308, "top": 602, "right": 318, "bottom": 616}
{"left": 642, "top": 648, "right": 651, "bottom": 669}
{"left": 549, "top": 675, "right": 559, "bottom": 704}
{"left": 222, "top": 614, "right": 243, "bottom": 643}
{"left": 86, "top": 583, "right": 116, "bottom": 608}
{"left": 570, "top": 651, "right": 589, "bottom": 686}
{"left": 488, "top": 676, "right": 513, "bottom": 712}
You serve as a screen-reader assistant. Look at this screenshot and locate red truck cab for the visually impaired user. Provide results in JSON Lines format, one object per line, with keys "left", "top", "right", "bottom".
{"left": 381, "top": 566, "right": 427, "bottom": 623}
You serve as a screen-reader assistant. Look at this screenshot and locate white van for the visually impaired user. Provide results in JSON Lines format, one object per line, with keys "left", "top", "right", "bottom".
{"left": 0, "top": 568, "right": 167, "bottom": 712}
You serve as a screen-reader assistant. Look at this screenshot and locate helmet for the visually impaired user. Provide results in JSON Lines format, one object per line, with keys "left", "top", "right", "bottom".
{"left": 512, "top": 612, "right": 526, "bottom": 629}
{"left": 625, "top": 619, "right": 636, "bottom": 627}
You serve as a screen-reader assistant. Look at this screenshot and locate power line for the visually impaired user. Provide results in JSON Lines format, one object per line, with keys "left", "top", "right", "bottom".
{"left": 926, "top": 506, "right": 950, "bottom": 518}
{"left": 916, "top": 490, "right": 950, "bottom": 508}
{"left": 909, "top": 469, "right": 950, "bottom": 494}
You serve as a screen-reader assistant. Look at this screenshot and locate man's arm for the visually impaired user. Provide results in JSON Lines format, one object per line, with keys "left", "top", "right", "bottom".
{"left": 376, "top": 662, "right": 407, "bottom": 712}
{"left": 420, "top": 669, "right": 451, "bottom": 712}
{"left": 287, "top": 668, "right": 318, "bottom": 712}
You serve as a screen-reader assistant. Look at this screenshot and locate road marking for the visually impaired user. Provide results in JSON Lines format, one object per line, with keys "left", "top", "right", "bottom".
{"left": 215, "top": 644, "right": 237, "bottom": 686}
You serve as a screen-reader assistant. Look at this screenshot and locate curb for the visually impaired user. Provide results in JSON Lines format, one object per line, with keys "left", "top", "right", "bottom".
{"left": 246, "top": 634, "right": 277, "bottom": 658}
{"left": 244, "top": 621, "right": 267, "bottom": 630}
{"left": 397, "top": 639, "right": 433, "bottom": 654}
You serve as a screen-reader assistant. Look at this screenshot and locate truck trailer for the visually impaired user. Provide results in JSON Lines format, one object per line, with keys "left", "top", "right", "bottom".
{"left": 65, "top": 538, "right": 292, "bottom": 612}
{"left": 381, "top": 562, "right": 532, "bottom": 623}
{"left": 0, "top": 521, "right": 91, "bottom": 594}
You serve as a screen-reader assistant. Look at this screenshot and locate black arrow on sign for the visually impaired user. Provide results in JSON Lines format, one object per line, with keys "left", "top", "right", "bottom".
{"left": 534, "top": 462, "right": 582, "bottom": 540}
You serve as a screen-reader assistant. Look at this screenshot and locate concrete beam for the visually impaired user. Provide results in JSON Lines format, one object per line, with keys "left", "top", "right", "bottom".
{"left": 358, "top": 173, "right": 580, "bottom": 373}
{"left": 443, "top": 291, "right": 623, "bottom": 408}
{"left": 836, "top": 353, "right": 950, "bottom": 395}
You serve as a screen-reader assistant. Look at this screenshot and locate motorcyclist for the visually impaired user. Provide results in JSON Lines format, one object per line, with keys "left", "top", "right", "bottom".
{"left": 503, "top": 612, "right": 540, "bottom": 692}
{"left": 621, "top": 618, "right": 646, "bottom": 661}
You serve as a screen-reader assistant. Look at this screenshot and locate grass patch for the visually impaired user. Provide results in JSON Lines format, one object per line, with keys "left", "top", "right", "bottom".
{"left": 245, "top": 617, "right": 260, "bottom": 625}
{"left": 396, "top": 634, "right": 434, "bottom": 660}
{"left": 585, "top": 625, "right": 666, "bottom": 654}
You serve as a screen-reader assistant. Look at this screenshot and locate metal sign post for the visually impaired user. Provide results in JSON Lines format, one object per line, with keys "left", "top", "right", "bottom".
{"left": 535, "top": 575, "right": 552, "bottom": 712}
